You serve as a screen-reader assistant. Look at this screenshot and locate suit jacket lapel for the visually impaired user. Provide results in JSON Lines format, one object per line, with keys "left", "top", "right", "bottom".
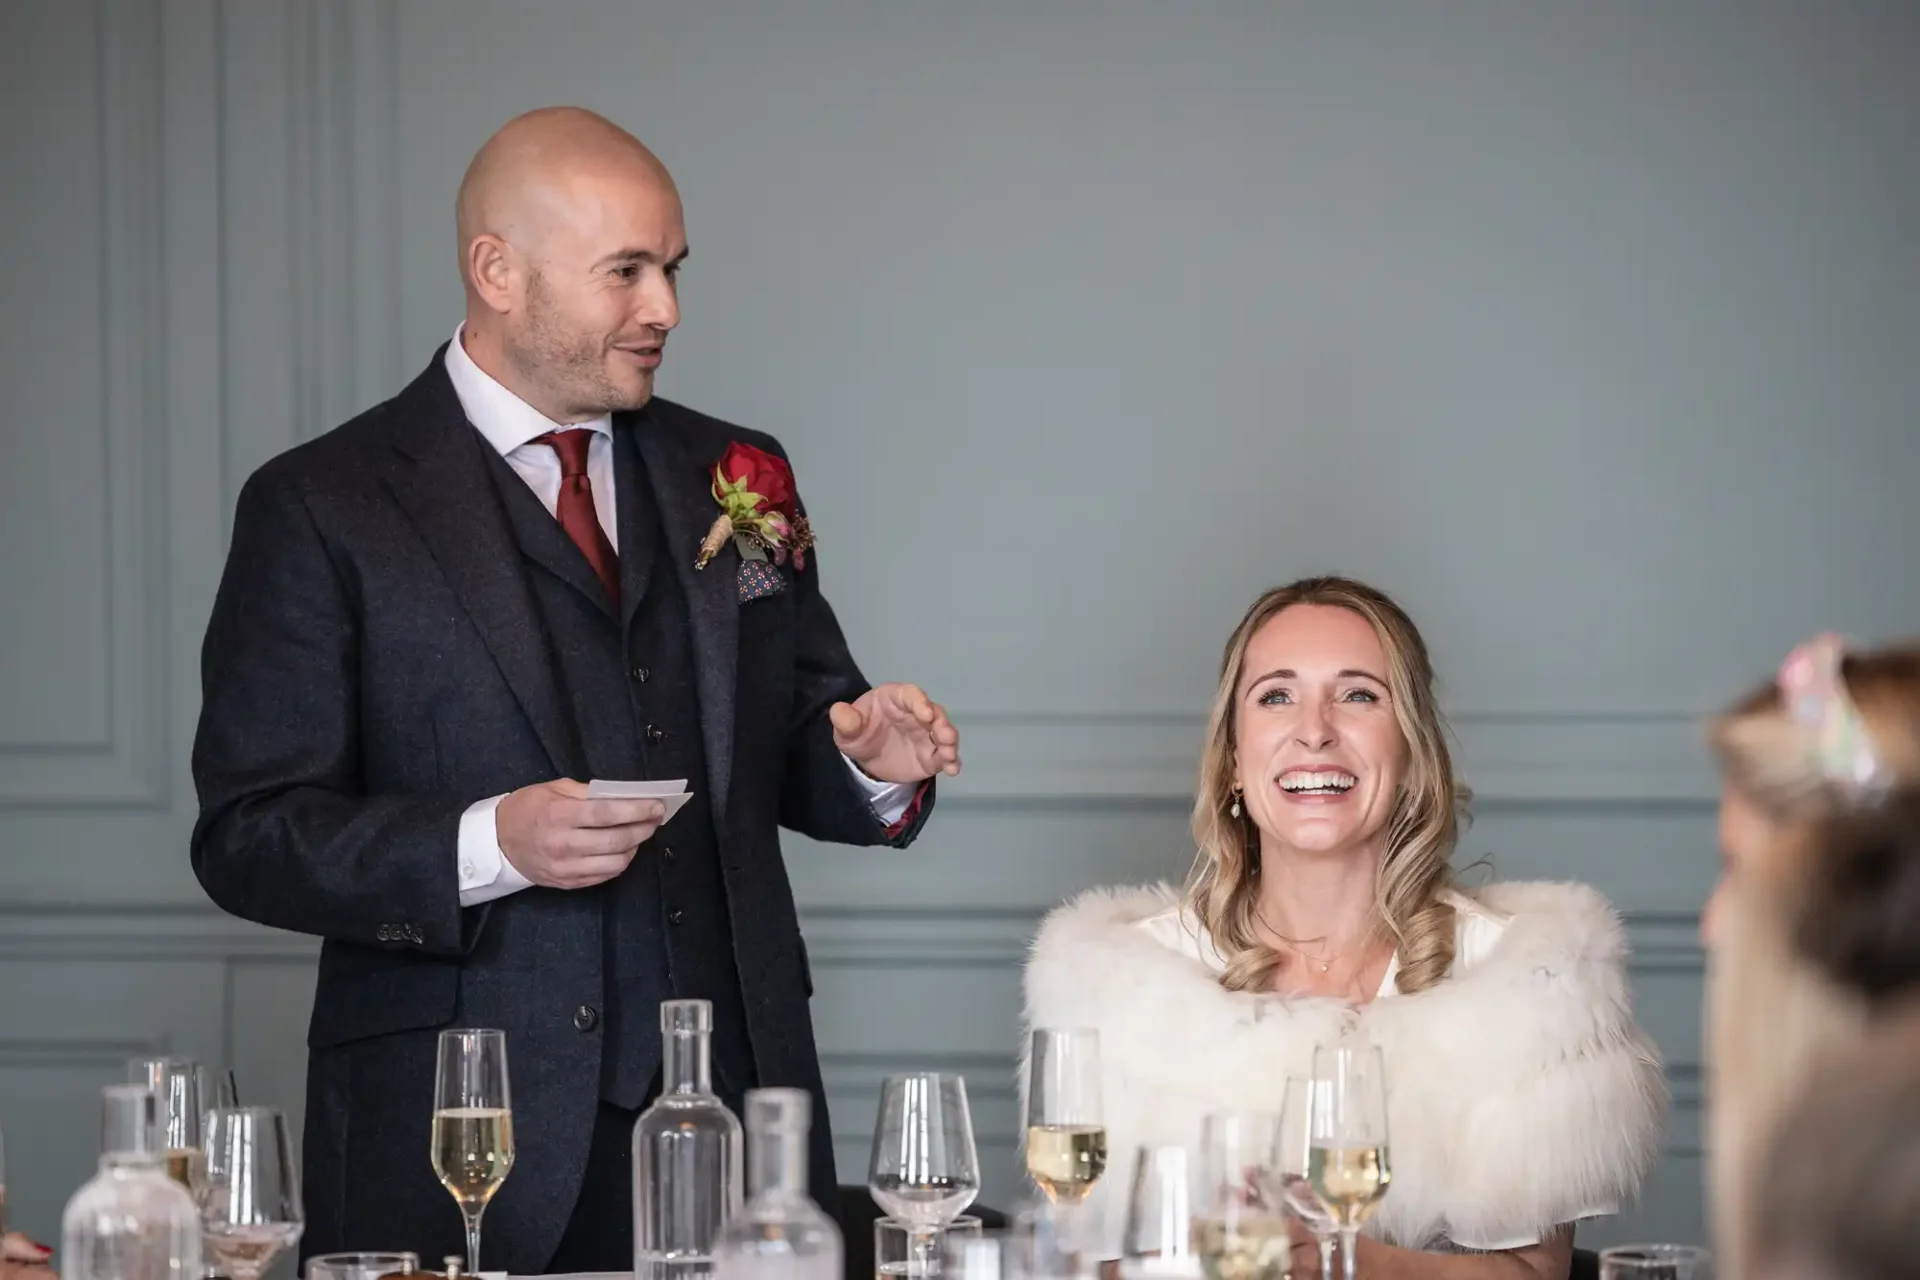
{"left": 387, "top": 353, "right": 582, "bottom": 778}
{"left": 633, "top": 409, "right": 738, "bottom": 831}
{"left": 612, "top": 419, "right": 656, "bottom": 630}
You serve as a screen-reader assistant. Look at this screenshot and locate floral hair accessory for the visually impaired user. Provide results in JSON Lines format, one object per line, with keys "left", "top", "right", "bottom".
{"left": 1776, "top": 632, "right": 1889, "bottom": 798}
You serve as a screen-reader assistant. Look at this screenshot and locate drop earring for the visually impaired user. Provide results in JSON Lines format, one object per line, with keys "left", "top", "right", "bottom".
{"left": 1229, "top": 784, "right": 1243, "bottom": 819}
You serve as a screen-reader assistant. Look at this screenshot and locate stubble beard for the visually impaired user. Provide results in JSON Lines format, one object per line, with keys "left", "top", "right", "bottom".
{"left": 508, "top": 271, "right": 654, "bottom": 418}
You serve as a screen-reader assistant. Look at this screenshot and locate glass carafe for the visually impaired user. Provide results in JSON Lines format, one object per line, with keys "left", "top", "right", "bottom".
{"left": 634, "top": 999, "right": 744, "bottom": 1280}
{"left": 61, "top": 1084, "right": 203, "bottom": 1280}
{"left": 713, "top": 1088, "right": 840, "bottom": 1280}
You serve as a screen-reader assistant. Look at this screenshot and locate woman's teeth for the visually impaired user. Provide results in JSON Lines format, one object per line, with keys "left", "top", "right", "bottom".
{"left": 1279, "top": 770, "right": 1356, "bottom": 794}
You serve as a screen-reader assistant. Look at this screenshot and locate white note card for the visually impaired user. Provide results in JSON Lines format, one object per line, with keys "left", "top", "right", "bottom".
{"left": 588, "top": 778, "right": 694, "bottom": 822}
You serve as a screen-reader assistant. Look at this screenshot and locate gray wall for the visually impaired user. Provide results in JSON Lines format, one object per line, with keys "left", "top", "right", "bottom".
{"left": 4, "top": 0, "right": 1918, "bottom": 1255}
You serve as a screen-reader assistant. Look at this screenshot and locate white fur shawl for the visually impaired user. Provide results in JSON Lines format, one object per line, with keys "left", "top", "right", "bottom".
{"left": 1020, "top": 880, "right": 1669, "bottom": 1255}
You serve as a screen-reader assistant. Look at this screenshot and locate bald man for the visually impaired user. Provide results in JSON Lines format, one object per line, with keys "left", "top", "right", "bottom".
{"left": 190, "top": 107, "right": 959, "bottom": 1273}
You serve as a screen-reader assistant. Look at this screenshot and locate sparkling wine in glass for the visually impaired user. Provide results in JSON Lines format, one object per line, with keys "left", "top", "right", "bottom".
{"left": 1192, "top": 1112, "right": 1289, "bottom": 1280}
{"left": 432, "top": 1028, "right": 515, "bottom": 1275}
{"left": 203, "top": 1106, "right": 304, "bottom": 1280}
{"left": 868, "top": 1073, "right": 980, "bottom": 1277}
{"left": 1024, "top": 1029, "right": 1107, "bottom": 1204}
{"left": 1274, "top": 1078, "right": 1338, "bottom": 1280}
{"left": 1307, "top": 1042, "right": 1391, "bottom": 1280}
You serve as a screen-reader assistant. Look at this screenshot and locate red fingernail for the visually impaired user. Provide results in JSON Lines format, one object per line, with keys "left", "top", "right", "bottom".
{"left": 32, "top": 1242, "right": 53, "bottom": 1255}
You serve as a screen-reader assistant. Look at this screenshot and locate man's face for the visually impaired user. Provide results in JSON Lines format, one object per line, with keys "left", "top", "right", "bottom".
{"left": 504, "top": 166, "right": 687, "bottom": 420}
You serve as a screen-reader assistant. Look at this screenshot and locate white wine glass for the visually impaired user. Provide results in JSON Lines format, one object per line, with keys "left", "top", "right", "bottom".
{"left": 1273, "top": 1078, "right": 1336, "bottom": 1280}
{"left": 203, "top": 1106, "right": 304, "bottom": 1280}
{"left": 1193, "top": 1113, "right": 1288, "bottom": 1280}
{"left": 1306, "top": 1042, "right": 1391, "bottom": 1280}
{"left": 1024, "top": 1029, "right": 1106, "bottom": 1205}
{"left": 868, "top": 1073, "right": 981, "bottom": 1277}
{"left": 432, "top": 1028, "right": 515, "bottom": 1275}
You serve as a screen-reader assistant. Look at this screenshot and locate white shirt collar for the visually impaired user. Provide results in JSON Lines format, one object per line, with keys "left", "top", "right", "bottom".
{"left": 443, "top": 326, "right": 611, "bottom": 456}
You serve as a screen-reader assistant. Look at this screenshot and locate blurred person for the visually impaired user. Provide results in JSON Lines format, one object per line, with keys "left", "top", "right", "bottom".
{"left": 1701, "top": 635, "right": 1920, "bottom": 1278}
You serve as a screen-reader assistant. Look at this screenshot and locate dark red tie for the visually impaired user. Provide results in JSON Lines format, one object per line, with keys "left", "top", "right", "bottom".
{"left": 531, "top": 429, "right": 619, "bottom": 609}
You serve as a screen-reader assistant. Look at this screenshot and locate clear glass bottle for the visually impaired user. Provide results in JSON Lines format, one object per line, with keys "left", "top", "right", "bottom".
{"left": 713, "top": 1088, "right": 840, "bottom": 1280}
{"left": 633, "top": 999, "right": 744, "bottom": 1280}
{"left": 62, "top": 1083, "right": 204, "bottom": 1280}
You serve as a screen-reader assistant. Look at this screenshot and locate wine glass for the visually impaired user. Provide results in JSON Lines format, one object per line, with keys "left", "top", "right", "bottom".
{"left": 868, "top": 1073, "right": 981, "bottom": 1276}
{"left": 202, "top": 1106, "right": 304, "bottom": 1280}
{"left": 1024, "top": 1029, "right": 1106, "bottom": 1205}
{"left": 128, "top": 1057, "right": 211, "bottom": 1194}
{"left": 1273, "top": 1078, "right": 1337, "bottom": 1280}
{"left": 1306, "top": 1042, "right": 1391, "bottom": 1280}
{"left": 432, "top": 1028, "right": 515, "bottom": 1275}
{"left": 1192, "top": 1113, "right": 1288, "bottom": 1280}
{"left": 1120, "top": 1145, "right": 1195, "bottom": 1274}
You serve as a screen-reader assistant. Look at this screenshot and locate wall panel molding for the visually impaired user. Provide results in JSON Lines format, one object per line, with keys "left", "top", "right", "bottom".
{"left": 0, "top": 0, "right": 171, "bottom": 808}
{"left": 288, "top": 0, "right": 402, "bottom": 441}
{"left": 0, "top": 902, "right": 1702, "bottom": 969}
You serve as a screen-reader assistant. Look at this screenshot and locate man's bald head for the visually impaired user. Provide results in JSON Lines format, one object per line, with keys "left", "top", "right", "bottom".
{"left": 453, "top": 107, "right": 688, "bottom": 423}
{"left": 456, "top": 106, "right": 677, "bottom": 272}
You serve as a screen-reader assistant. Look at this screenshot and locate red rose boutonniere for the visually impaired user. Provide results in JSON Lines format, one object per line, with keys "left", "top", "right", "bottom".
{"left": 695, "top": 441, "right": 817, "bottom": 570}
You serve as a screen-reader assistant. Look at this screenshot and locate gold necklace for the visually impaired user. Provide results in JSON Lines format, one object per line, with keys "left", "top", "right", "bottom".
{"left": 1254, "top": 906, "right": 1372, "bottom": 974}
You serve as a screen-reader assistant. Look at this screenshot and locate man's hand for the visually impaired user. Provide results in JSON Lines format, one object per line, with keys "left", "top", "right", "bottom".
{"left": 496, "top": 779, "right": 667, "bottom": 889}
{"left": 830, "top": 682, "right": 961, "bottom": 783}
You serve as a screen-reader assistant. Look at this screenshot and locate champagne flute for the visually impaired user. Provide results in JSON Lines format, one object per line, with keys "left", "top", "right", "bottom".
{"left": 202, "top": 1106, "right": 304, "bottom": 1280}
{"left": 1306, "top": 1042, "right": 1391, "bottom": 1280}
{"left": 1192, "top": 1113, "right": 1288, "bottom": 1280}
{"left": 128, "top": 1057, "right": 210, "bottom": 1194}
{"left": 1024, "top": 1029, "right": 1107, "bottom": 1204}
{"left": 868, "top": 1073, "right": 981, "bottom": 1277}
{"left": 1274, "top": 1078, "right": 1337, "bottom": 1280}
{"left": 432, "top": 1028, "right": 515, "bottom": 1274}
{"left": 1120, "top": 1145, "right": 1195, "bottom": 1272}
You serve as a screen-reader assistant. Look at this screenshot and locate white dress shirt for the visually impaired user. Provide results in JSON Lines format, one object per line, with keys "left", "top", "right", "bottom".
{"left": 443, "top": 329, "right": 915, "bottom": 906}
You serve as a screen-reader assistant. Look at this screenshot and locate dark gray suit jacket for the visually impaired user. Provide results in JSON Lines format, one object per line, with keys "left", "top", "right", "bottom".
{"left": 189, "top": 352, "right": 933, "bottom": 1269}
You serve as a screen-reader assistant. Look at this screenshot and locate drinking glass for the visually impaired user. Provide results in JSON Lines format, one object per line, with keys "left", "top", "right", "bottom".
{"left": 939, "top": 1232, "right": 1008, "bottom": 1280}
{"left": 202, "top": 1106, "right": 304, "bottom": 1280}
{"left": 1024, "top": 1030, "right": 1106, "bottom": 1205}
{"left": 1192, "top": 1113, "right": 1288, "bottom": 1280}
{"left": 128, "top": 1058, "right": 210, "bottom": 1194}
{"left": 431, "top": 1029, "right": 514, "bottom": 1275}
{"left": 306, "top": 1254, "right": 420, "bottom": 1280}
{"left": 1598, "top": 1244, "right": 1710, "bottom": 1280}
{"left": 1274, "top": 1078, "right": 1337, "bottom": 1280}
{"left": 875, "top": 1215, "right": 982, "bottom": 1278}
{"left": 1120, "top": 1145, "right": 1196, "bottom": 1275}
{"left": 869, "top": 1074, "right": 981, "bottom": 1277}
{"left": 1306, "top": 1042, "right": 1391, "bottom": 1280}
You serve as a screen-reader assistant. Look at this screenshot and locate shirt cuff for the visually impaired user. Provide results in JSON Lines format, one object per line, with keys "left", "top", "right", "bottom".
{"left": 457, "top": 794, "right": 536, "bottom": 907}
{"left": 841, "top": 752, "right": 918, "bottom": 826}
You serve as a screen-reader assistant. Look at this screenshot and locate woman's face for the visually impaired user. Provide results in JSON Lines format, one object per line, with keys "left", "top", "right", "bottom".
{"left": 1232, "top": 604, "right": 1410, "bottom": 862}
{"left": 1704, "top": 782, "right": 1775, "bottom": 946}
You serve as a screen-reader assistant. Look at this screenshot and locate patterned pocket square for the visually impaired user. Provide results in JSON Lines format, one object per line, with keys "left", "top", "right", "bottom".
{"left": 736, "top": 559, "right": 788, "bottom": 603}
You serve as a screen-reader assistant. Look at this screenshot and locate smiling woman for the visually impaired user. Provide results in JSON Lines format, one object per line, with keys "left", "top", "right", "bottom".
{"left": 1020, "top": 576, "right": 1669, "bottom": 1279}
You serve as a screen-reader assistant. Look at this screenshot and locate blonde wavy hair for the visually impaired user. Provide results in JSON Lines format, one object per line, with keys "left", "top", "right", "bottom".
{"left": 1183, "top": 576, "right": 1470, "bottom": 995}
{"left": 1703, "top": 641, "right": 1920, "bottom": 1279}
